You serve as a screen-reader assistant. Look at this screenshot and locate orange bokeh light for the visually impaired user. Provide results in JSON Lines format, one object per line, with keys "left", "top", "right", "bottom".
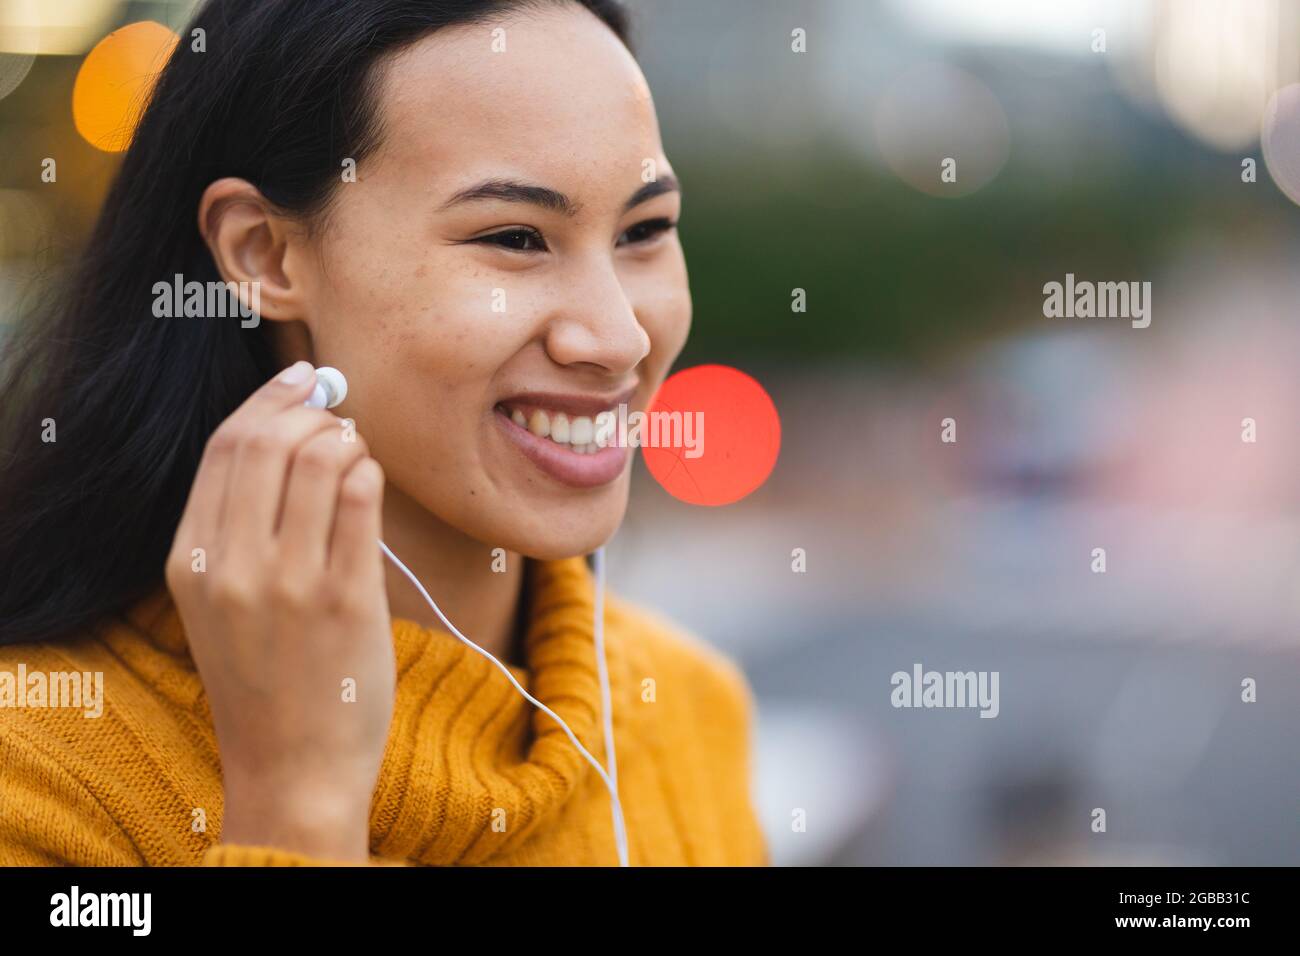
{"left": 72, "top": 20, "right": 178, "bottom": 153}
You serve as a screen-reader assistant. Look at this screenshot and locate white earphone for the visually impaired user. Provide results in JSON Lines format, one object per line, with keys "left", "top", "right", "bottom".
{"left": 305, "top": 366, "right": 348, "bottom": 410}
{"left": 304, "top": 366, "right": 627, "bottom": 866}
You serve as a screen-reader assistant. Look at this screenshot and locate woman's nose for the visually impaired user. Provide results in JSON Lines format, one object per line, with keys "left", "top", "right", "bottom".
{"left": 543, "top": 261, "right": 652, "bottom": 373}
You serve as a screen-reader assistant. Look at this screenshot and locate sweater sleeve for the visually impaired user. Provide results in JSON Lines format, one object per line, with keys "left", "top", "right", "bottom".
{"left": 202, "top": 844, "right": 411, "bottom": 866}
{"left": 611, "top": 595, "right": 770, "bottom": 866}
{"left": 700, "top": 649, "right": 770, "bottom": 867}
{"left": 676, "top": 624, "right": 770, "bottom": 865}
{"left": 0, "top": 716, "right": 146, "bottom": 865}
{"left": 0, "top": 711, "right": 410, "bottom": 867}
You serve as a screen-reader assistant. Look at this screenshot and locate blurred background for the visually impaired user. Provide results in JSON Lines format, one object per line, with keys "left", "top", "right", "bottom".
{"left": 2, "top": 0, "right": 1298, "bottom": 864}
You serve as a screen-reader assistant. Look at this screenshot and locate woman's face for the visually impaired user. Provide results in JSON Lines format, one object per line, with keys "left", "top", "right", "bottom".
{"left": 290, "top": 4, "right": 689, "bottom": 559}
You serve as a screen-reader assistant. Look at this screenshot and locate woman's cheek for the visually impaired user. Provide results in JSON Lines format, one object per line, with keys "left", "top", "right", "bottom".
{"left": 638, "top": 285, "right": 692, "bottom": 372}
{"left": 622, "top": 246, "right": 690, "bottom": 336}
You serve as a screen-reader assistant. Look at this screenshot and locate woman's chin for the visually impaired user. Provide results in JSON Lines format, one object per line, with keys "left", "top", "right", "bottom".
{"left": 499, "top": 502, "right": 628, "bottom": 562}
{"left": 517, "top": 524, "right": 623, "bottom": 562}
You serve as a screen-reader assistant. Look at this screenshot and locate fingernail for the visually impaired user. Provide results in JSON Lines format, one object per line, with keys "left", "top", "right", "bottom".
{"left": 278, "top": 361, "right": 314, "bottom": 385}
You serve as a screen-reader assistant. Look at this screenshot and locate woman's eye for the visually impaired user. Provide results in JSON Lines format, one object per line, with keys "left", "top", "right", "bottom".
{"left": 618, "top": 217, "right": 677, "bottom": 247}
{"left": 474, "top": 227, "right": 548, "bottom": 252}
{"left": 469, "top": 218, "right": 677, "bottom": 253}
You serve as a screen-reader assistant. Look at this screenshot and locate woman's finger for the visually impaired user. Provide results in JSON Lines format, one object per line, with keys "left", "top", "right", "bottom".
{"left": 329, "top": 457, "right": 385, "bottom": 583}
{"left": 222, "top": 404, "right": 345, "bottom": 558}
{"left": 176, "top": 361, "right": 319, "bottom": 550}
{"left": 278, "top": 424, "right": 371, "bottom": 564}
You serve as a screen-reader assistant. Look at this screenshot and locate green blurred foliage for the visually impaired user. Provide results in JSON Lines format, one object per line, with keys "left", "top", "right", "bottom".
{"left": 672, "top": 143, "right": 1300, "bottom": 366}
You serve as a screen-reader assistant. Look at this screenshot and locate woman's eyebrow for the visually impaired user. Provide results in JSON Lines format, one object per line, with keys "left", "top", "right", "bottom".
{"left": 622, "top": 174, "right": 680, "bottom": 212}
{"left": 437, "top": 174, "right": 681, "bottom": 217}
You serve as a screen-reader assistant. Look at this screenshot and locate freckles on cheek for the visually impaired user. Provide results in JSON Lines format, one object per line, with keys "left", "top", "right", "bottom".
{"left": 381, "top": 305, "right": 490, "bottom": 399}
{"left": 334, "top": 254, "right": 436, "bottom": 353}
{"left": 344, "top": 247, "right": 524, "bottom": 388}
{"left": 330, "top": 207, "right": 430, "bottom": 304}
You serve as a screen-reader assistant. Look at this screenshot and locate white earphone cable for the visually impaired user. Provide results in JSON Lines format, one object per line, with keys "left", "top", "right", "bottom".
{"left": 378, "top": 539, "right": 629, "bottom": 867}
{"left": 590, "top": 545, "right": 627, "bottom": 862}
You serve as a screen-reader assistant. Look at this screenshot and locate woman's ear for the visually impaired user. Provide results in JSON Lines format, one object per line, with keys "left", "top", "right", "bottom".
{"left": 197, "top": 177, "right": 308, "bottom": 323}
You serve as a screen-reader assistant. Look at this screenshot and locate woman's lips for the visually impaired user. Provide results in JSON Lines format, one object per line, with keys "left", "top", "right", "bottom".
{"left": 493, "top": 405, "right": 629, "bottom": 488}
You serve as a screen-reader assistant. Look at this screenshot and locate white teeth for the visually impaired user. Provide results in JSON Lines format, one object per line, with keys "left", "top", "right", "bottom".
{"left": 505, "top": 404, "right": 614, "bottom": 453}
{"left": 569, "top": 415, "right": 593, "bottom": 444}
{"left": 550, "top": 412, "right": 570, "bottom": 444}
{"left": 528, "top": 408, "right": 550, "bottom": 438}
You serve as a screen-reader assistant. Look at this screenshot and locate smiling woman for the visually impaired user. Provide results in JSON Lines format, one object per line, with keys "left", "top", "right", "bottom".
{"left": 0, "top": 0, "right": 765, "bottom": 867}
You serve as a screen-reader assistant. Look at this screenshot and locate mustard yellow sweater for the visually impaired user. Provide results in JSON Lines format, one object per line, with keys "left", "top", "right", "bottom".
{"left": 0, "top": 556, "right": 767, "bottom": 866}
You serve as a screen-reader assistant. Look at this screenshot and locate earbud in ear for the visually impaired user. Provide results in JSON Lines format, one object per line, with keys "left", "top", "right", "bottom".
{"left": 306, "top": 366, "right": 348, "bottom": 410}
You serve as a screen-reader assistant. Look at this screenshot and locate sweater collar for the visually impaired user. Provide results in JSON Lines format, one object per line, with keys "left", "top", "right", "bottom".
{"left": 121, "top": 555, "right": 628, "bottom": 865}
{"left": 378, "top": 553, "right": 630, "bottom": 865}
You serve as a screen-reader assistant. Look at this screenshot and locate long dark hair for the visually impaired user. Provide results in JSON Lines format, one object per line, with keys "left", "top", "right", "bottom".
{"left": 0, "top": 0, "right": 631, "bottom": 645}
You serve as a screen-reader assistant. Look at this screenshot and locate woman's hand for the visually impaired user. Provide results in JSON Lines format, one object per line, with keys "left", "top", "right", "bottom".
{"left": 165, "top": 360, "right": 393, "bottom": 863}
